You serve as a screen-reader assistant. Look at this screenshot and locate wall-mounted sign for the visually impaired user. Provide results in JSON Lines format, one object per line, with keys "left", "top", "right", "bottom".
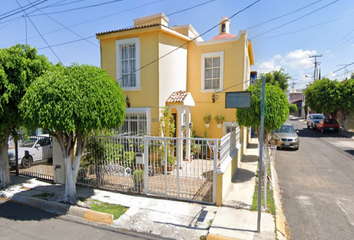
{"left": 225, "top": 91, "right": 251, "bottom": 108}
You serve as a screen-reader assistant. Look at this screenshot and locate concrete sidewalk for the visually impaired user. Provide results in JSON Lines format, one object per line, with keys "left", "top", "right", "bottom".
{"left": 0, "top": 138, "right": 279, "bottom": 240}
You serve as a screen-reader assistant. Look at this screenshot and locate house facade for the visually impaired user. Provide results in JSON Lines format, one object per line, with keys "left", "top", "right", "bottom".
{"left": 96, "top": 13, "right": 254, "bottom": 139}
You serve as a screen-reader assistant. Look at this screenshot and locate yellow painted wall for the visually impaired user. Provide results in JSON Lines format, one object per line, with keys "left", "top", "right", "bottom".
{"left": 187, "top": 34, "right": 247, "bottom": 139}
{"left": 216, "top": 151, "right": 239, "bottom": 206}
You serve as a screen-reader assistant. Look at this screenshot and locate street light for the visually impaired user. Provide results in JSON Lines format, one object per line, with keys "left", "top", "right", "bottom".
{"left": 305, "top": 75, "right": 314, "bottom": 82}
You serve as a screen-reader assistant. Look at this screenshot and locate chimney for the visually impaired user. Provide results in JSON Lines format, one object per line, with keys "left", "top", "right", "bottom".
{"left": 133, "top": 13, "right": 169, "bottom": 27}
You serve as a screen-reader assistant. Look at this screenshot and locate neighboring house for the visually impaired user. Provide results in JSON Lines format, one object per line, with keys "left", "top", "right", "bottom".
{"left": 289, "top": 91, "right": 303, "bottom": 117}
{"left": 96, "top": 13, "right": 254, "bottom": 139}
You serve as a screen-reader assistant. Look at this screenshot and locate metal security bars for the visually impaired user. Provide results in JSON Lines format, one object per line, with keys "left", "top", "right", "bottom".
{"left": 78, "top": 135, "right": 219, "bottom": 204}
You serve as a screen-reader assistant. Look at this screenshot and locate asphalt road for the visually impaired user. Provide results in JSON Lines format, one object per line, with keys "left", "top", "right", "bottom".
{"left": 276, "top": 118, "right": 354, "bottom": 240}
{"left": 0, "top": 199, "right": 169, "bottom": 240}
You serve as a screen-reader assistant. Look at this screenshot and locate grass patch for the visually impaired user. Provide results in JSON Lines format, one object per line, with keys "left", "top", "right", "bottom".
{"left": 32, "top": 192, "right": 54, "bottom": 199}
{"left": 250, "top": 163, "right": 276, "bottom": 215}
{"left": 90, "top": 200, "right": 128, "bottom": 220}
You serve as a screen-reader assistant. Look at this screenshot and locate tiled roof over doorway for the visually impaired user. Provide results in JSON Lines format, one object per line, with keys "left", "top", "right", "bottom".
{"left": 166, "top": 91, "right": 189, "bottom": 103}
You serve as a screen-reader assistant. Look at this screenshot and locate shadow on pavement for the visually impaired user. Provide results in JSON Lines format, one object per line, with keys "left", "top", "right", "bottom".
{"left": 0, "top": 174, "right": 95, "bottom": 222}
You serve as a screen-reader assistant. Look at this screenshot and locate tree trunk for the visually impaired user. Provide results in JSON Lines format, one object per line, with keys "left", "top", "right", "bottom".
{"left": 342, "top": 112, "right": 349, "bottom": 131}
{"left": 63, "top": 156, "right": 77, "bottom": 205}
{"left": 0, "top": 138, "right": 11, "bottom": 188}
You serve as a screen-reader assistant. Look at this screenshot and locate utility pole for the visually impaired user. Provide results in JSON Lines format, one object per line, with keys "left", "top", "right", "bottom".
{"left": 309, "top": 54, "right": 322, "bottom": 82}
{"left": 337, "top": 64, "right": 349, "bottom": 80}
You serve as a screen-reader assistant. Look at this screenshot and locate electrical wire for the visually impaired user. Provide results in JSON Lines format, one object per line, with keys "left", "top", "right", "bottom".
{"left": 253, "top": 10, "right": 354, "bottom": 40}
{"left": 28, "top": 0, "right": 124, "bottom": 16}
{"left": 250, "top": 0, "right": 339, "bottom": 39}
{"left": 14, "top": 0, "right": 63, "bottom": 64}
{"left": 0, "top": 0, "right": 44, "bottom": 18}
{"left": 25, "top": 0, "right": 99, "bottom": 48}
{"left": 0, "top": 0, "right": 48, "bottom": 21}
{"left": 247, "top": 0, "right": 323, "bottom": 30}
{"left": 1, "top": 0, "right": 166, "bottom": 47}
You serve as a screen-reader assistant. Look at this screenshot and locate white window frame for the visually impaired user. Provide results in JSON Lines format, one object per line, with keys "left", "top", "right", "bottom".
{"left": 119, "top": 108, "right": 151, "bottom": 136}
{"left": 116, "top": 38, "right": 140, "bottom": 91}
{"left": 201, "top": 51, "right": 224, "bottom": 93}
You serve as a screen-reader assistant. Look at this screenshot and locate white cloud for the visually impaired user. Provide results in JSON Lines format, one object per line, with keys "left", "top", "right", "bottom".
{"left": 280, "top": 49, "right": 316, "bottom": 70}
{"left": 256, "top": 57, "right": 282, "bottom": 73}
{"left": 327, "top": 72, "right": 337, "bottom": 80}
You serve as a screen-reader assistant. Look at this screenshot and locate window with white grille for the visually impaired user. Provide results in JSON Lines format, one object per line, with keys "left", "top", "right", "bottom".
{"left": 117, "top": 109, "right": 150, "bottom": 136}
{"left": 201, "top": 51, "right": 224, "bottom": 92}
{"left": 116, "top": 38, "right": 140, "bottom": 91}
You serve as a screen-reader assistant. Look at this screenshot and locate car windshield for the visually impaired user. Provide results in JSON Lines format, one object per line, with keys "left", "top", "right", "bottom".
{"left": 313, "top": 115, "right": 325, "bottom": 119}
{"left": 20, "top": 138, "right": 37, "bottom": 148}
{"left": 325, "top": 119, "right": 337, "bottom": 124}
{"left": 274, "top": 125, "right": 295, "bottom": 133}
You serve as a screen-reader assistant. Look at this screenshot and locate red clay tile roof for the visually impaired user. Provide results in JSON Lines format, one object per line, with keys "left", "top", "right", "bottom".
{"left": 166, "top": 91, "right": 189, "bottom": 103}
{"left": 211, "top": 33, "right": 236, "bottom": 41}
{"left": 96, "top": 23, "right": 161, "bottom": 36}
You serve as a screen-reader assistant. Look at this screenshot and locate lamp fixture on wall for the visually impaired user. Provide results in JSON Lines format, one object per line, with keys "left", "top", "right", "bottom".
{"left": 212, "top": 92, "right": 219, "bottom": 103}
{"left": 126, "top": 96, "right": 130, "bottom": 108}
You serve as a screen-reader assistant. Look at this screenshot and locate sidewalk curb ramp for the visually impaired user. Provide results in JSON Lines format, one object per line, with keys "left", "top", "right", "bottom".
{"left": 270, "top": 161, "right": 288, "bottom": 240}
{"left": 0, "top": 191, "right": 113, "bottom": 225}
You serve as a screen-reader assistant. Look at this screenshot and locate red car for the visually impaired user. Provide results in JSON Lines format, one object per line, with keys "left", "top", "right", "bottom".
{"left": 316, "top": 119, "right": 339, "bottom": 133}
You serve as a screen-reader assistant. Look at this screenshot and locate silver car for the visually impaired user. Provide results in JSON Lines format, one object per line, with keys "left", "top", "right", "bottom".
{"left": 271, "top": 124, "right": 300, "bottom": 150}
{"left": 307, "top": 113, "right": 326, "bottom": 130}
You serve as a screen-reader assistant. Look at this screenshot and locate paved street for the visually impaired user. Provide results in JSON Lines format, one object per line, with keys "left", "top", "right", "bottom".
{"left": 276, "top": 118, "right": 354, "bottom": 240}
{"left": 0, "top": 199, "right": 168, "bottom": 240}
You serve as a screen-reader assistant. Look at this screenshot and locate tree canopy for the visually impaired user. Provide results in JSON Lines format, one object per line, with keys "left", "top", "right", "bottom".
{"left": 258, "top": 69, "right": 290, "bottom": 91}
{"left": 289, "top": 104, "right": 298, "bottom": 114}
{"left": 304, "top": 78, "right": 354, "bottom": 130}
{"left": 237, "top": 83, "right": 288, "bottom": 142}
{"left": 20, "top": 64, "right": 126, "bottom": 203}
{"left": 0, "top": 44, "right": 50, "bottom": 188}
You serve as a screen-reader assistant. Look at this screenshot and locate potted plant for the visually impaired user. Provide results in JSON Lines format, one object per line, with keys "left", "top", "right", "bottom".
{"left": 214, "top": 114, "right": 225, "bottom": 128}
{"left": 133, "top": 169, "right": 144, "bottom": 192}
{"left": 203, "top": 114, "right": 212, "bottom": 128}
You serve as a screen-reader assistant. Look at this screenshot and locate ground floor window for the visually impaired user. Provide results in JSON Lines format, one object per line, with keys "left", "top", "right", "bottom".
{"left": 117, "top": 108, "right": 150, "bottom": 136}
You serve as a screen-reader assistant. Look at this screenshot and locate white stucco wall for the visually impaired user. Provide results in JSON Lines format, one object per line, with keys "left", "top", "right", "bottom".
{"left": 158, "top": 43, "right": 187, "bottom": 107}
{"left": 53, "top": 138, "right": 65, "bottom": 184}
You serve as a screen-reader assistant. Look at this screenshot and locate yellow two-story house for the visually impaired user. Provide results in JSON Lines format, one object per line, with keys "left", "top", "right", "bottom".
{"left": 96, "top": 13, "right": 254, "bottom": 140}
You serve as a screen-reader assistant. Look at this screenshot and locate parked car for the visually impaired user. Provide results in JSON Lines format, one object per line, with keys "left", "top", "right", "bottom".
{"left": 8, "top": 136, "right": 53, "bottom": 168}
{"left": 307, "top": 113, "right": 326, "bottom": 130}
{"left": 270, "top": 124, "right": 300, "bottom": 150}
{"left": 316, "top": 118, "right": 340, "bottom": 133}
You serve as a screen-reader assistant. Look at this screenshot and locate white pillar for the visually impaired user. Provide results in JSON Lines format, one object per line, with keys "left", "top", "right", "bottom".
{"left": 185, "top": 107, "right": 191, "bottom": 161}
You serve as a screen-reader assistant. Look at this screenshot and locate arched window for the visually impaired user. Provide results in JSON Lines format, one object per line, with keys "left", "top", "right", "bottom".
{"left": 221, "top": 23, "right": 226, "bottom": 33}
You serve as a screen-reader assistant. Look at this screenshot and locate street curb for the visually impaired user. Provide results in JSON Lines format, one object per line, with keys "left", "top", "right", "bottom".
{"left": 270, "top": 161, "right": 288, "bottom": 240}
{"left": 0, "top": 191, "right": 113, "bottom": 225}
{"left": 207, "top": 233, "right": 241, "bottom": 240}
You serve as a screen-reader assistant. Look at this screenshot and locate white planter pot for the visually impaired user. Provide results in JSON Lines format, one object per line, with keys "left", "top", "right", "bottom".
{"left": 205, "top": 123, "right": 210, "bottom": 128}
{"left": 217, "top": 124, "right": 222, "bottom": 128}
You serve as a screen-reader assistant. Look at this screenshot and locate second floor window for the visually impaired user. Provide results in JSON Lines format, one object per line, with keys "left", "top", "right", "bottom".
{"left": 205, "top": 57, "right": 220, "bottom": 89}
{"left": 121, "top": 44, "right": 136, "bottom": 87}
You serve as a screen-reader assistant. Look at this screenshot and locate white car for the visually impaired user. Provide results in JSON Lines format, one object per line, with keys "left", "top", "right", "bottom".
{"left": 8, "top": 136, "right": 53, "bottom": 168}
{"left": 307, "top": 113, "right": 326, "bottom": 130}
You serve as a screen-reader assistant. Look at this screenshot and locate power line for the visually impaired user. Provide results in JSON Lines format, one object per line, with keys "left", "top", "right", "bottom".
{"left": 323, "top": 61, "right": 354, "bottom": 78}
{"left": 247, "top": 0, "right": 323, "bottom": 30}
{"left": 253, "top": 10, "right": 354, "bottom": 40}
{"left": 0, "top": 0, "right": 43, "bottom": 18}
{"left": 1, "top": 0, "right": 166, "bottom": 47}
{"left": 35, "top": 0, "right": 218, "bottom": 50}
{"left": 117, "top": 0, "right": 261, "bottom": 82}
{"left": 0, "top": 0, "right": 48, "bottom": 21}
{"left": 250, "top": 0, "right": 339, "bottom": 39}
{"left": 28, "top": 0, "right": 124, "bottom": 16}
{"left": 15, "top": 0, "right": 63, "bottom": 64}
{"left": 25, "top": 0, "right": 99, "bottom": 48}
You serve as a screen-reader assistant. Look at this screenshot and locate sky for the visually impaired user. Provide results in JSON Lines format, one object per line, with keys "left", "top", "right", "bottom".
{"left": 1, "top": 0, "right": 354, "bottom": 89}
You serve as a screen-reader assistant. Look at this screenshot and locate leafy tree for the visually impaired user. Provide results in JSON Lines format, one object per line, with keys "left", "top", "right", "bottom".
{"left": 237, "top": 83, "right": 288, "bottom": 143}
{"left": 304, "top": 78, "right": 340, "bottom": 118}
{"left": 0, "top": 44, "right": 50, "bottom": 188}
{"left": 159, "top": 107, "right": 175, "bottom": 137}
{"left": 338, "top": 79, "right": 354, "bottom": 130}
{"left": 289, "top": 104, "right": 298, "bottom": 114}
{"left": 258, "top": 69, "right": 290, "bottom": 91}
{"left": 20, "top": 64, "right": 125, "bottom": 204}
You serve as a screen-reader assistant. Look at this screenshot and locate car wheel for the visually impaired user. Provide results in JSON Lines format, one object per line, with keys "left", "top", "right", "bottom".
{"left": 307, "top": 124, "right": 310, "bottom": 129}
{"left": 22, "top": 156, "right": 32, "bottom": 168}
{"left": 312, "top": 124, "right": 315, "bottom": 130}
